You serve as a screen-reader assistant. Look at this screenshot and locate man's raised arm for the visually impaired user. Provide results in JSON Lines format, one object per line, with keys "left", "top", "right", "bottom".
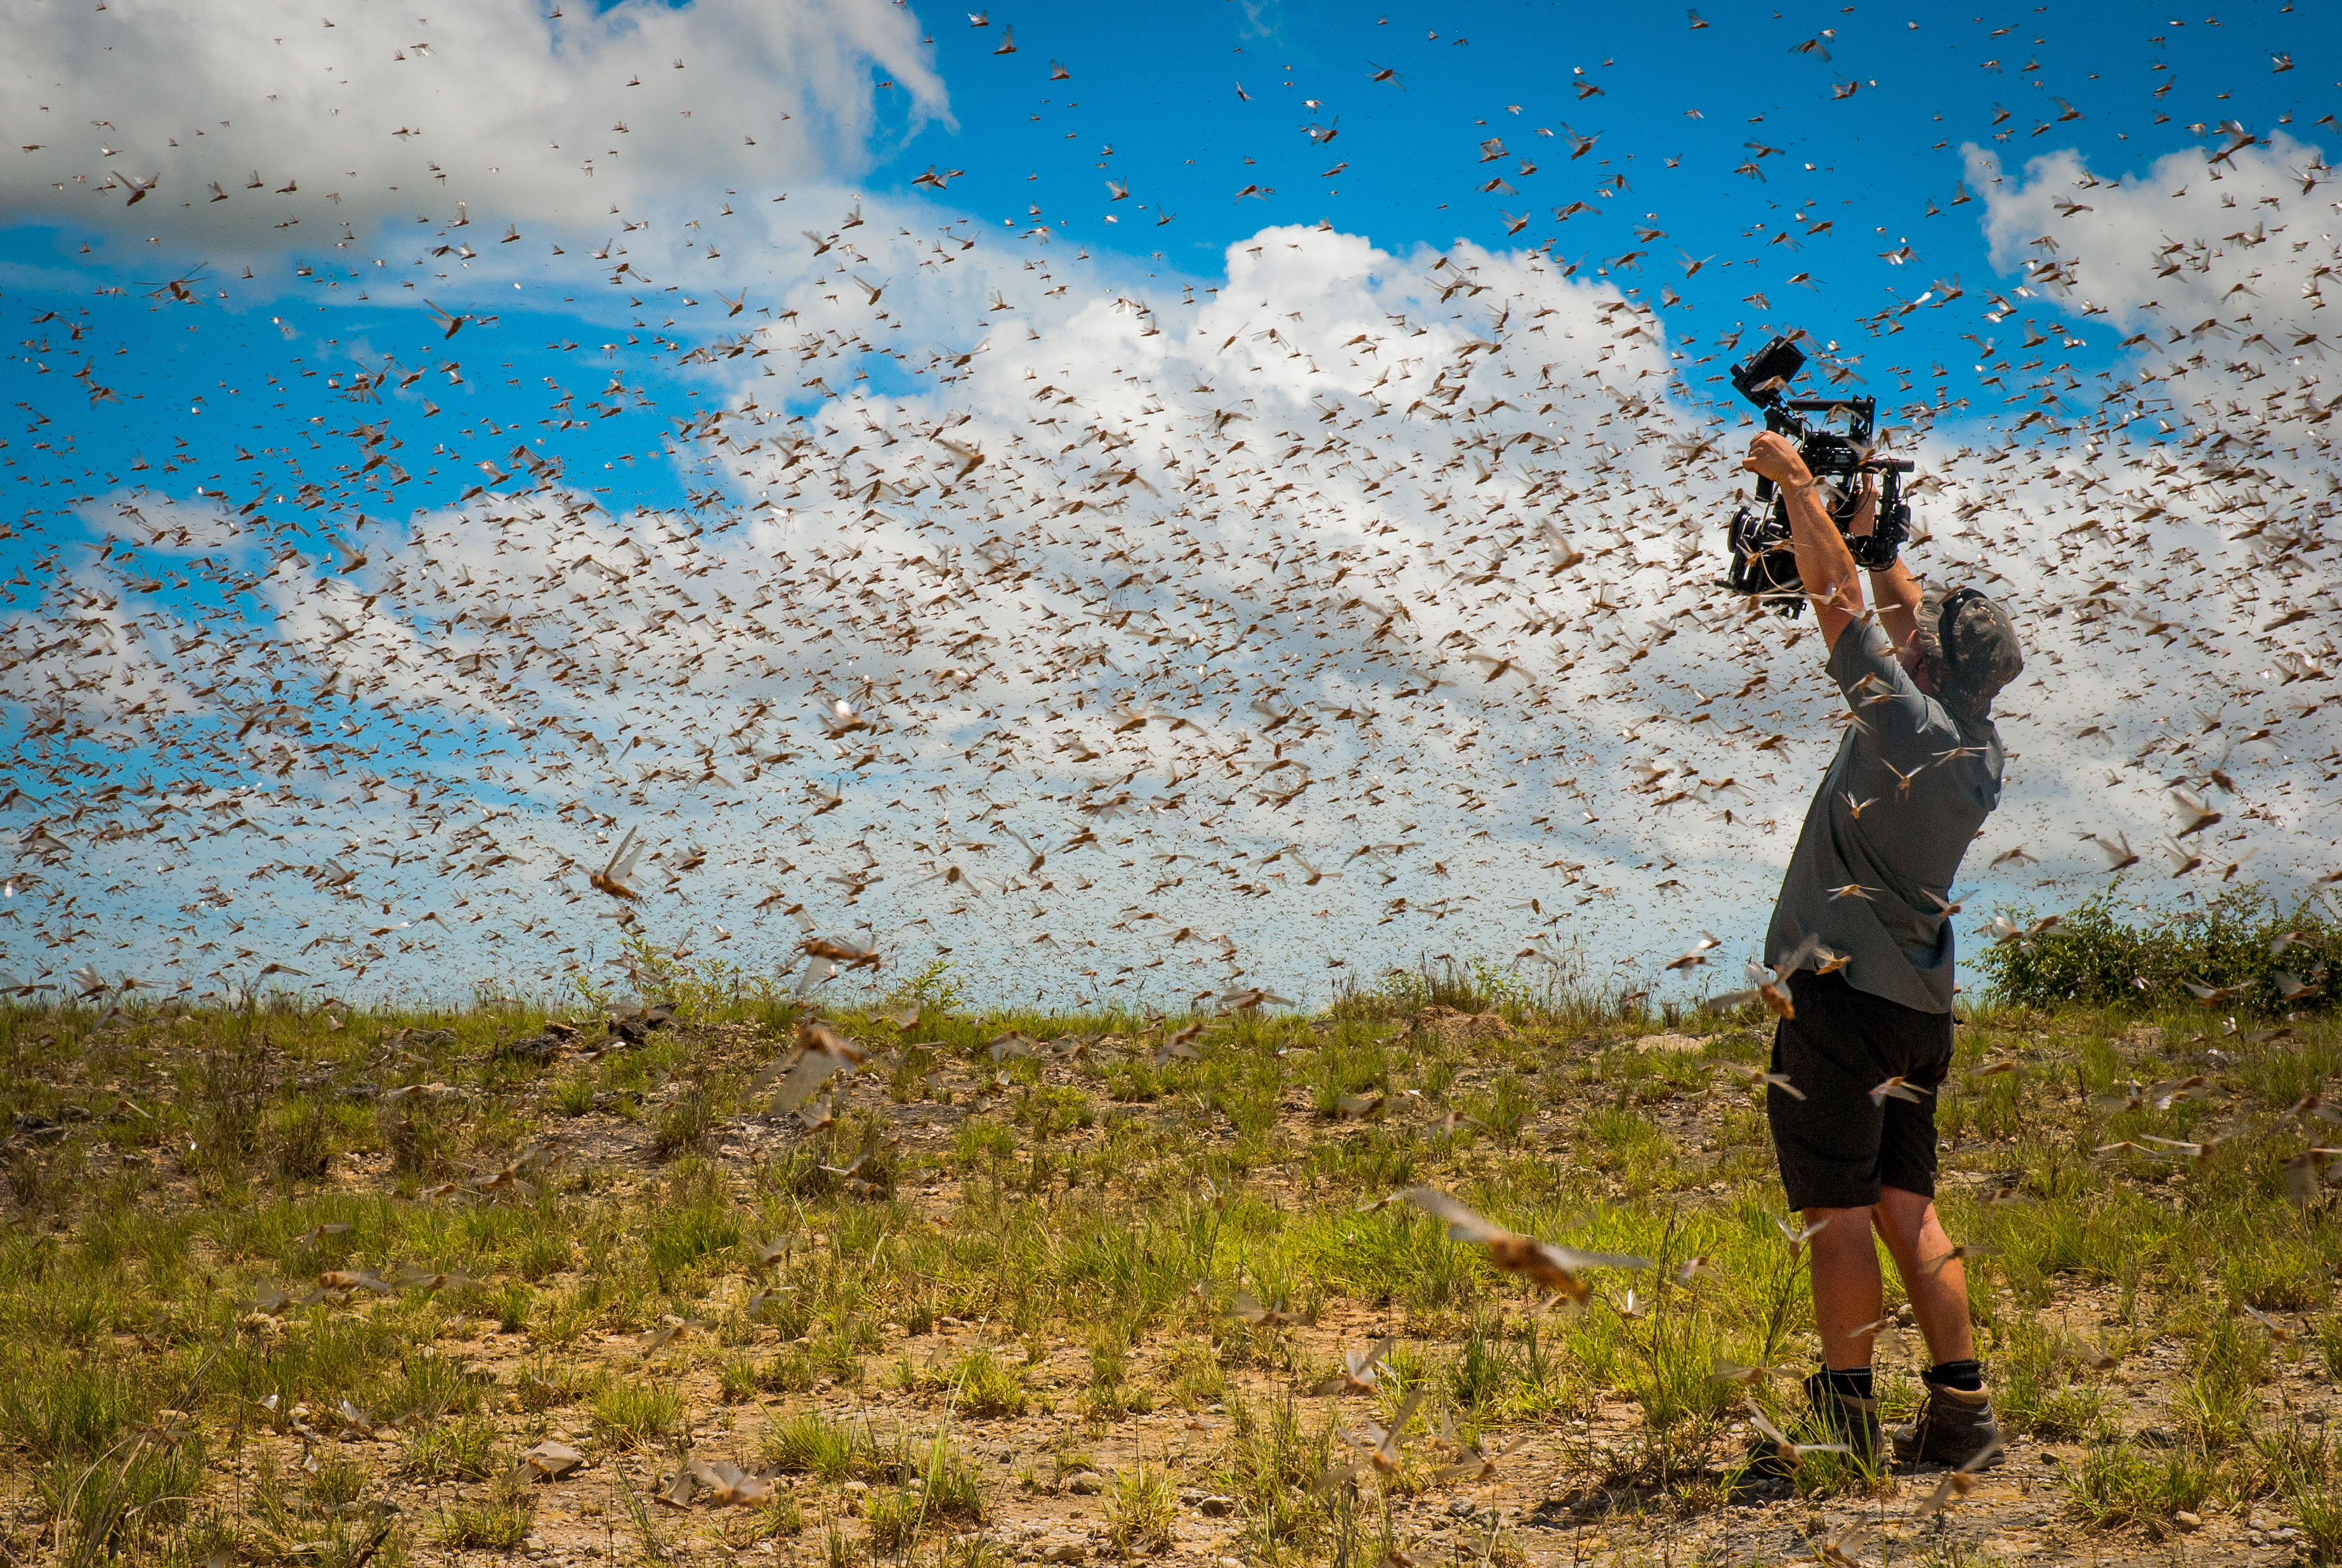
{"left": 1866, "top": 554, "right": 1923, "bottom": 662}
{"left": 1843, "top": 472, "right": 1921, "bottom": 656}
{"left": 1743, "top": 431, "right": 1861, "bottom": 651}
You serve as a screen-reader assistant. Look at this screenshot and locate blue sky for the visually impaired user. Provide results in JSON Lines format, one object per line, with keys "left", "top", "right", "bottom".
{"left": 11, "top": 0, "right": 2330, "bottom": 511}
{"left": 2, "top": 0, "right": 2337, "bottom": 1007}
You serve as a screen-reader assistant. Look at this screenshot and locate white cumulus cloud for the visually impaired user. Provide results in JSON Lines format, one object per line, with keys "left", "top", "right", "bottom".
{"left": 1, "top": 0, "right": 945, "bottom": 259}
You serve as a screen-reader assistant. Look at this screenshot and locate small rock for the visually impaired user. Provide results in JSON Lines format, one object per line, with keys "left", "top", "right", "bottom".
{"left": 1196, "top": 1496, "right": 1236, "bottom": 1518}
{"left": 2175, "top": 1512, "right": 2202, "bottom": 1531}
{"left": 1064, "top": 1470, "right": 1106, "bottom": 1495}
{"left": 1043, "top": 1544, "right": 1087, "bottom": 1564}
{"left": 498, "top": 1033, "right": 563, "bottom": 1064}
{"left": 1633, "top": 1031, "right": 1704, "bottom": 1054}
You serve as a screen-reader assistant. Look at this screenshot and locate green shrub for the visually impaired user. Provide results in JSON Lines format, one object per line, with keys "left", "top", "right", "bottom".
{"left": 1993, "top": 1317, "right": 2106, "bottom": 1440}
{"left": 516, "top": 1356, "right": 589, "bottom": 1413}
{"left": 866, "top": 1487, "right": 926, "bottom": 1552}
{"left": 910, "top": 1438, "right": 986, "bottom": 1522}
{"left": 863, "top": 1439, "right": 988, "bottom": 1548}
{"left": 265, "top": 1099, "right": 336, "bottom": 1184}
{"left": 1975, "top": 889, "right": 2338, "bottom": 1014}
{"left": 0, "top": 1357, "right": 138, "bottom": 1460}
{"left": 653, "top": 1081, "right": 717, "bottom": 1160}
{"left": 42, "top": 1433, "right": 207, "bottom": 1558}
{"left": 514, "top": 1227, "right": 573, "bottom": 1282}
{"left": 554, "top": 1072, "right": 598, "bottom": 1117}
{"left": 1082, "top": 1338, "right": 1154, "bottom": 1420}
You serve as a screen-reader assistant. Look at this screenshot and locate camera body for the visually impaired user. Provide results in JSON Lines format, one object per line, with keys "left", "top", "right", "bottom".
{"left": 1722, "top": 335, "right": 1914, "bottom": 617}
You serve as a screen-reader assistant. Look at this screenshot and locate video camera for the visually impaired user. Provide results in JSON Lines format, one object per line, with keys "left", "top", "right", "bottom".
{"left": 1721, "top": 334, "right": 1914, "bottom": 617}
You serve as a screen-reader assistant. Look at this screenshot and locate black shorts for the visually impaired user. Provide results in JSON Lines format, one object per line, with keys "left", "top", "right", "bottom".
{"left": 1765, "top": 969, "right": 1954, "bottom": 1212}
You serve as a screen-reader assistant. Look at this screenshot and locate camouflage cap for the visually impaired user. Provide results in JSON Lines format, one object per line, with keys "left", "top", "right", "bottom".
{"left": 1916, "top": 584, "right": 2022, "bottom": 722}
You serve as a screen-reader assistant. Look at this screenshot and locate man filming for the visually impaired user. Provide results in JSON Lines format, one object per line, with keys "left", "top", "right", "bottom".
{"left": 1740, "top": 429, "right": 2024, "bottom": 1475}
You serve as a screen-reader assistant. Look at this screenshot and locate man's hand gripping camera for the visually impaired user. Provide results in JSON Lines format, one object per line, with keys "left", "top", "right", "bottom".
{"left": 1721, "top": 334, "right": 1915, "bottom": 618}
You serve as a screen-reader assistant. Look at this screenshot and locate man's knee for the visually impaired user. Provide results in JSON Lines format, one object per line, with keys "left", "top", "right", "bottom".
{"left": 1802, "top": 1203, "right": 1874, "bottom": 1222}
{"left": 1876, "top": 1184, "right": 1933, "bottom": 1216}
{"left": 1872, "top": 1185, "right": 1937, "bottom": 1244}
{"left": 1799, "top": 1206, "right": 1878, "bottom": 1257}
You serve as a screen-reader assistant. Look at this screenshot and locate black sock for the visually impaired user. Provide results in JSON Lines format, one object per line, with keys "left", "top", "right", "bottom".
{"left": 1927, "top": 1358, "right": 1984, "bottom": 1392}
{"left": 1821, "top": 1366, "right": 1875, "bottom": 1403}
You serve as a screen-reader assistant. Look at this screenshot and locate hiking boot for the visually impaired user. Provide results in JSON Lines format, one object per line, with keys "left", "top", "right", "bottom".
{"left": 1803, "top": 1370, "right": 1884, "bottom": 1464}
{"left": 1891, "top": 1380, "right": 2005, "bottom": 1469}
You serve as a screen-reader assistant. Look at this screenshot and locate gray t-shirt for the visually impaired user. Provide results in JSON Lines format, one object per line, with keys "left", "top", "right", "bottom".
{"left": 1765, "top": 620, "right": 2005, "bottom": 1014}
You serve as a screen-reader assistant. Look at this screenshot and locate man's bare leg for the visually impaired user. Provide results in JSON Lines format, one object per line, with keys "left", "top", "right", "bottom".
{"left": 1871, "top": 1186, "right": 1975, "bottom": 1366}
{"left": 1802, "top": 1204, "right": 1885, "bottom": 1369}
{"left": 1801, "top": 1189, "right": 1973, "bottom": 1369}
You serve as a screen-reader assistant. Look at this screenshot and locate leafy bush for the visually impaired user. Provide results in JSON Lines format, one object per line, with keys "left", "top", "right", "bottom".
{"left": 265, "top": 1099, "right": 336, "bottom": 1184}
{"left": 879, "top": 958, "right": 965, "bottom": 1019}
{"left": 868, "top": 1438, "right": 988, "bottom": 1550}
{"left": 0, "top": 1356, "right": 138, "bottom": 1460}
{"left": 1973, "top": 888, "right": 2338, "bottom": 1014}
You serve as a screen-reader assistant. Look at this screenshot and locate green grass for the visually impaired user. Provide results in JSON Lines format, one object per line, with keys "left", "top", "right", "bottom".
{"left": 0, "top": 928, "right": 2338, "bottom": 1564}
{"left": 437, "top": 1477, "right": 533, "bottom": 1550}
{"left": 593, "top": 1376, "right": 684, "bottom": 1445}
{"left": 2064, "top": 1443, "right": 2215, "bottom": 1527}
{"left": 949, "top": 1349, "right": 1030, "bottom": 1417}
{"left": 867, "top": 1435, "right": 988, "bottom": 1551}
{"left": 764, "top": 1410, "right": 875, "bottom": 1480}
{"left": 402, "top": 1414, "right": 504, "bottom": 1481}
{"left": 1106, "top": 1463, "right": 1180, "bottom": 1553}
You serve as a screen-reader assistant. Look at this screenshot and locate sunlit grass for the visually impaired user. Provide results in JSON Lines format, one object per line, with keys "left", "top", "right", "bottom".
{"left": 0, "top": 958, "right": 2334, "bottom": 1561}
